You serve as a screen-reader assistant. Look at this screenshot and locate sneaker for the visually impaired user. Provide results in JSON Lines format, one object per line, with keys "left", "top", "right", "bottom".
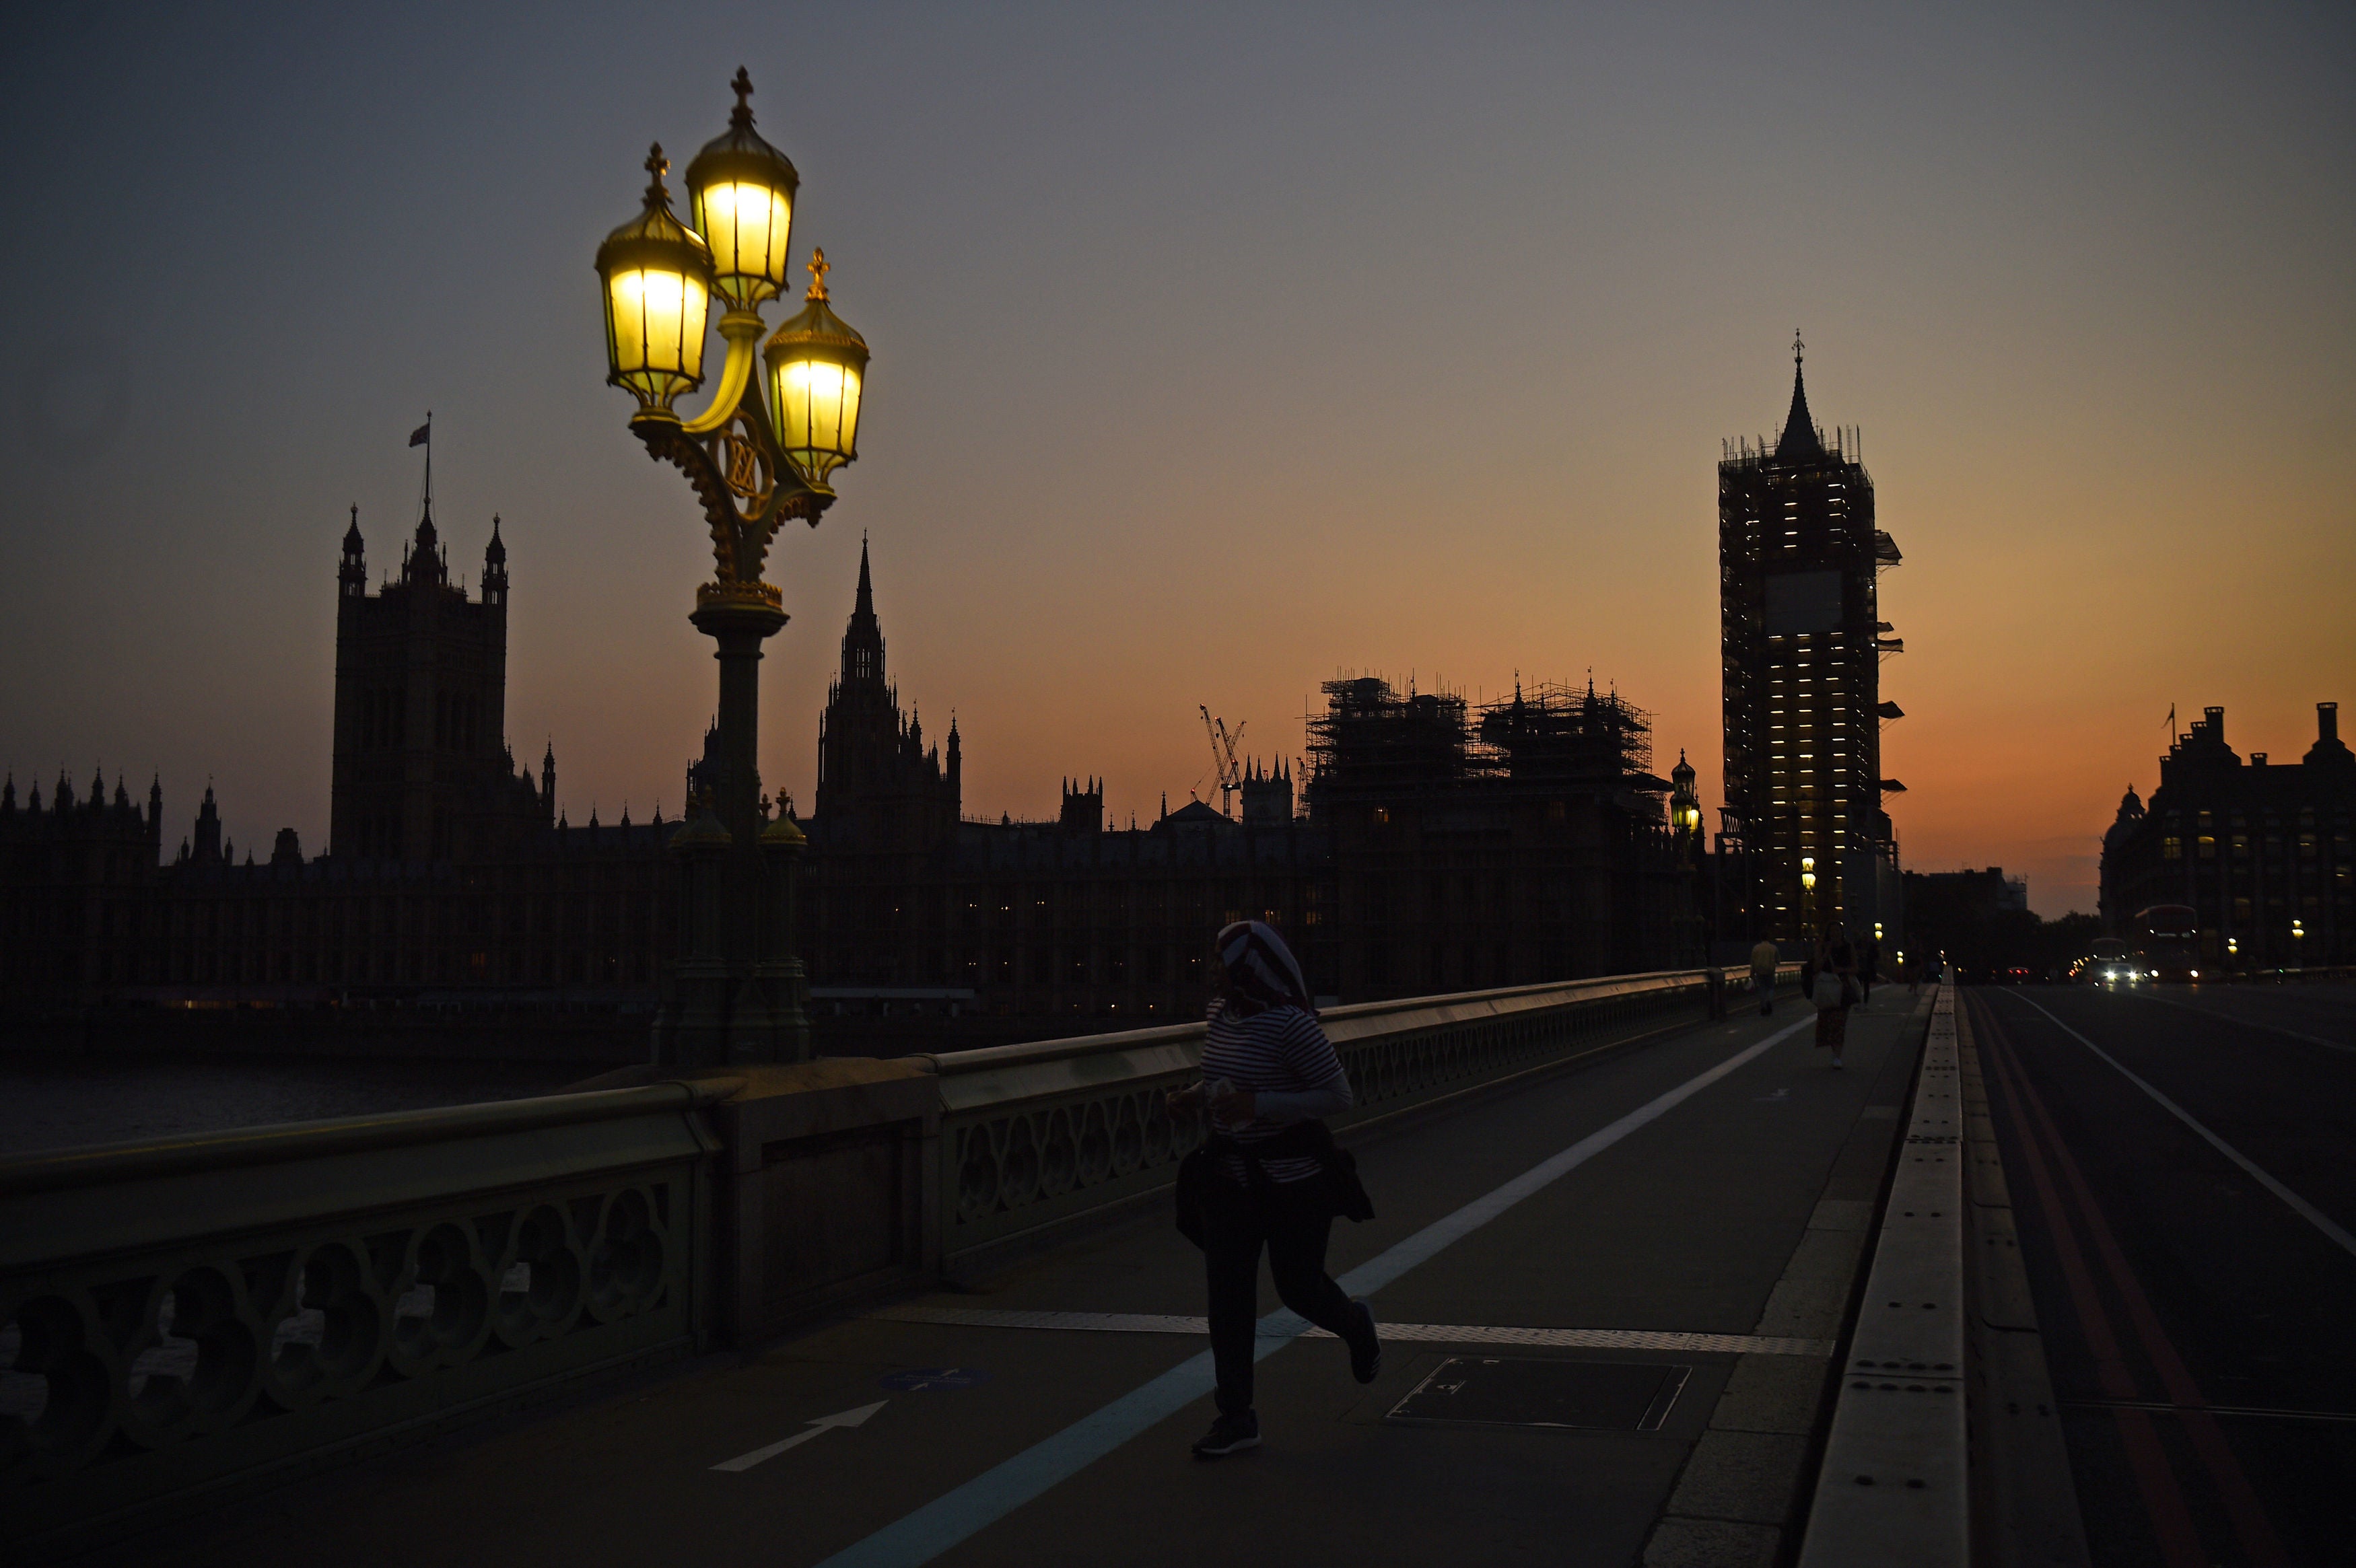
{"left": 1831, "top": 1056, "right": 1844, "bottom": 1069}
{"left": 1348, "top": 1299, "right": 1382, "bottom": 1384}
{"left": 1191, "top": 1411, "right": 1261, "bottom": 1458}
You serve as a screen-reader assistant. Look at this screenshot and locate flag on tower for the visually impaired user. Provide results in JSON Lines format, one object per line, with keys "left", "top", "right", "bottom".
{"left": 409, "top": 419, "right": 430, "bottom": 447}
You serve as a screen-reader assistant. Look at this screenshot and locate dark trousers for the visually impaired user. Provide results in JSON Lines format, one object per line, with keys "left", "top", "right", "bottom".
{"left": 1754, "top": 972, "right": 1775, "bottom": 1014}
{"left": 1202, "top": 1176, "right": 1359, "bottom": 1416}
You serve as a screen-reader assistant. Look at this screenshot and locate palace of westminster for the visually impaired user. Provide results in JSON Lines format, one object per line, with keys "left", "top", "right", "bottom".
{"left": 0, "top": 498, "right": 1706, "bottom": 1047}
{"left": 7, "top": 359, "right": 1967, "bottom": 1050}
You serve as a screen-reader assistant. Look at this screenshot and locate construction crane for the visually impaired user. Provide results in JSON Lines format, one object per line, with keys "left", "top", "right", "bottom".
{"left": 1200, "top": 706, "right": 1247, "bottom": 818}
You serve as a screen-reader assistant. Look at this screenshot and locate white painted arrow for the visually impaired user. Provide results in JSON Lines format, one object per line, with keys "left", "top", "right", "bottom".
{"left": 712, "top": 1400, "right": 889, "bottom": 1472}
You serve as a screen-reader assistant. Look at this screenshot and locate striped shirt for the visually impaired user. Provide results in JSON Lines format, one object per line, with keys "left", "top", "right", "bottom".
{"left": 1200, "top": 999, "right": 1353, "bottom": 1184}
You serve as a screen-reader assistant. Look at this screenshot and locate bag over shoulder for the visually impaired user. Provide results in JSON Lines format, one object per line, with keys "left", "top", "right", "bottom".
{"left": 1174, "top": 1118, "right": 1373, "bottom": 1248}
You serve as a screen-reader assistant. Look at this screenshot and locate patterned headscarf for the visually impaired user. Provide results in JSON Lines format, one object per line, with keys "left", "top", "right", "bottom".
{"left": 1215, "top": 919, "right": 1315, "bottom": 1017}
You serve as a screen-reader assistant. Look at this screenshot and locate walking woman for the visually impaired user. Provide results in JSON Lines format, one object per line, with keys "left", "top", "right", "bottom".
{"left": 1812, "top": 921, "right": 1858, "bottom": 1069}
{"left": 1167, "top": 920, "right": 1380, "bottom": 1458}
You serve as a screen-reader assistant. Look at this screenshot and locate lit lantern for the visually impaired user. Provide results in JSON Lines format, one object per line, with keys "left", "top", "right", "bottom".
{"left": 764, "top": 249, "right": 870, "bottom": 487}
{"left": 595, "top": 145, "right": 715, "bottom": 417}
{"left": 1669, "top": 750, "right": 1701, "bottom": 834}
{"left": 685, "top": 69, "right": 798, "bottom": 312}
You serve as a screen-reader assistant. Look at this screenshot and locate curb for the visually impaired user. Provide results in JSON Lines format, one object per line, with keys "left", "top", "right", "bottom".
{"left": 1795, "top": 984, "right": 1968, "bottom": 1567}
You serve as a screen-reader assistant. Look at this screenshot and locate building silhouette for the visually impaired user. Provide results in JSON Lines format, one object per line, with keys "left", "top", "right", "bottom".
{"left": 797, "top": 540, "right": 1334, "bottom": 1020}
{"left": 2100, "top": 703, "right": 2352, "bottom": 966}
{"left": 331, "top": 505, "right": 547, "bottom": 863}
{"left": 1305, "top": 677, "right": 1694, "bottom": 989}
{"left": 810, "top": 540, "right": 962, "bottom": 862}
{"left": 1, "top": 505, "right": 674, "bottom": 1019}
{"left": 1717, "top": 344, "right": 1904, "bottom": 942}
{"left": 2, "top": 520, "right": 1705, "bottom": 1046}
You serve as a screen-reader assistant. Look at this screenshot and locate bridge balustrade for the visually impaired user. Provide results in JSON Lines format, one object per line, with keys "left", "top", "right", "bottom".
{"left": 0, "top": 1081, "right": 732, "bottom": 1554}
{"left": 924, "top": 964, "right": 1799, "bottom": 1275}
{"left": 1, "top": 963, "right": 1800, "bottom": 1555}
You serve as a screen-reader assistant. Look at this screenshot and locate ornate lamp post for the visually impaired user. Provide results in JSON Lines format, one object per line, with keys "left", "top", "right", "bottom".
{"left": 594, "top": 69, "right": 870, "bottom": 1067}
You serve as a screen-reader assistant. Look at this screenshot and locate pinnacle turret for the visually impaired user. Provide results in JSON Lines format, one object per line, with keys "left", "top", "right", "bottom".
{"left": 1774, "top": 332, "right": 1824, "bottom": 462}
{"left": 837, "top": 535, "right": 887, "bottom": 687}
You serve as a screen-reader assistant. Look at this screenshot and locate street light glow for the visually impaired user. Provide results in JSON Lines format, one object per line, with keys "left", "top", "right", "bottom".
{"left": 694, "top": 182, "right": 796, "bottom": 302}
{"left": 686, "top": 70, "right": 800, "bottom": 310}
{"left": 595, "top": 145, "right": 716, "bottom": 417}
{"left": 764, "top": 254, "right": 870, "bottom": 488}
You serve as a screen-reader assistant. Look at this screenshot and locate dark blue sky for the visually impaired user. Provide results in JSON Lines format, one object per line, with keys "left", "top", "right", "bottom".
{"left": 3, "top": 2, "right": 2349, "bottom": 912}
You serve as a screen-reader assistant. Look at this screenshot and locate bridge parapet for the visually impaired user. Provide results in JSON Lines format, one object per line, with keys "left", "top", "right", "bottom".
{"left": 923, "top": 964, "right": 1800, "bottom": 1276}
{"left": 0, "top": 1079, "right": 734, "bottom": 1556}
{"left": 1, "top": 962, "right": 1804, "bottom": 1555}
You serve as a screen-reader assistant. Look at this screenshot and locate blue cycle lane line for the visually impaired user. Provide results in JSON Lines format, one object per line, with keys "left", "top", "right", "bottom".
{"left": 812, "top": 1013, "right": 1819, "bottom": 1568}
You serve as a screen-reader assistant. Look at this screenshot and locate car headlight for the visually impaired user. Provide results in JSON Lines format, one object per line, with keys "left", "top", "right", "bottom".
{"left": 2190, "top": 970, "right": 2199, "bottom": 978}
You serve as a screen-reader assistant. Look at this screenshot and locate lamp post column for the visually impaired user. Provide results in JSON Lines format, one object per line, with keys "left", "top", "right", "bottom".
{"left": 691, "top": 596, "right": 796, "bottom": 1066}
{"left": 693, "top": 599, "right": 786, "bottom": 849}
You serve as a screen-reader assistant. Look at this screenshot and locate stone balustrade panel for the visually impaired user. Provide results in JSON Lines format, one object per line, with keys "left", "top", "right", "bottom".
{"left": 0, "top": 1103, "right": 711, "bottom": 1555}
{"left": 937, "top": 973, "right": 1719, "bottom": 1262}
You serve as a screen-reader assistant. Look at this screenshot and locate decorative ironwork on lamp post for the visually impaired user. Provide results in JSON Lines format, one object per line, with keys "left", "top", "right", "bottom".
{"left": 594, "top": 69, "right": 871, "bottom": 1067}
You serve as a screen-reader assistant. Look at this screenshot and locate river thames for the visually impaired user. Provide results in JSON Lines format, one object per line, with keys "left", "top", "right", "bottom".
{"left": 0, "top": 1055, "right": 592, "bottom": 1155}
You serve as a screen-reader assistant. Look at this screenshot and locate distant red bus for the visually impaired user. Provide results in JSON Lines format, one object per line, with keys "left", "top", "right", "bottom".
{"left": 2132, "top": 904, "right": 2201, "bottom": 982}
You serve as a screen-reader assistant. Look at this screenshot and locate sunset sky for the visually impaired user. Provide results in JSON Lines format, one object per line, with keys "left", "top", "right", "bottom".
{"left": 2, "top": 3, "right": 2350, "bottom": 917}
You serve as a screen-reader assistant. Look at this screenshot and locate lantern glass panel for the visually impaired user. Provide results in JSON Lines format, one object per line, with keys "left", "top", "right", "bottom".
{"left": 693, "top": 181, "right": 793, "bottom": 304}
{"left": 606, "top": 264, "right": 711, "bottom": 401}
{"left": 771, "top": 357, "right": 862, "bottom": 479}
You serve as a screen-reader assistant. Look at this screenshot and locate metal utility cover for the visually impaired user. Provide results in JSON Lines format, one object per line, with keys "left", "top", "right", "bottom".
{"left": 1387, "top": 1356, "right": 1692, "bottom": 1432}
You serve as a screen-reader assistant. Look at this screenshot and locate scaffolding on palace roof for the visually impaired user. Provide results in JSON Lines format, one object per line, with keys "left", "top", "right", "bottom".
{"left": 1305, "top": 674, "right": 1657, "bottom": 799}
{"left": 1477, "top": 679, "right": 1654, "bottom": 785}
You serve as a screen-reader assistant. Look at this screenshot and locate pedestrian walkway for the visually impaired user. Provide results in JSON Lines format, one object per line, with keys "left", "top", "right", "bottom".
{"left": 159, "top": 989, "right": 1936, "bottom": 1568}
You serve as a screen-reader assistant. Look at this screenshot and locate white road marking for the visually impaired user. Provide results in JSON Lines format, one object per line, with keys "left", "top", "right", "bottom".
{"left": 2012, "top": 993, "right": 2356, "bottom": 1260}
{"left": 868, "top": 1305, "right": 1831, "bottom": 1357}
{"left": 815, "top": 1013, "right": 1817, "bottom": 1568}
{"left": 712, "top": 1400, "right": 889, "bottom": 1473}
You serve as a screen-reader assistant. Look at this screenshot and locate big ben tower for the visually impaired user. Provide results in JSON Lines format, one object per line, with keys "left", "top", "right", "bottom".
{"left": 1719, "top": 338, "right": 1903, "bottom": 941}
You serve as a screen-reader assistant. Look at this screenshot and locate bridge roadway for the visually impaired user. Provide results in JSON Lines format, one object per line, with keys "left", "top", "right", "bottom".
{"left": 1966, "top": 983, "right": 2356, "bottom": 1567}
{"left": 155, "top": 989, "right": 1938, "bottom": 1568}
